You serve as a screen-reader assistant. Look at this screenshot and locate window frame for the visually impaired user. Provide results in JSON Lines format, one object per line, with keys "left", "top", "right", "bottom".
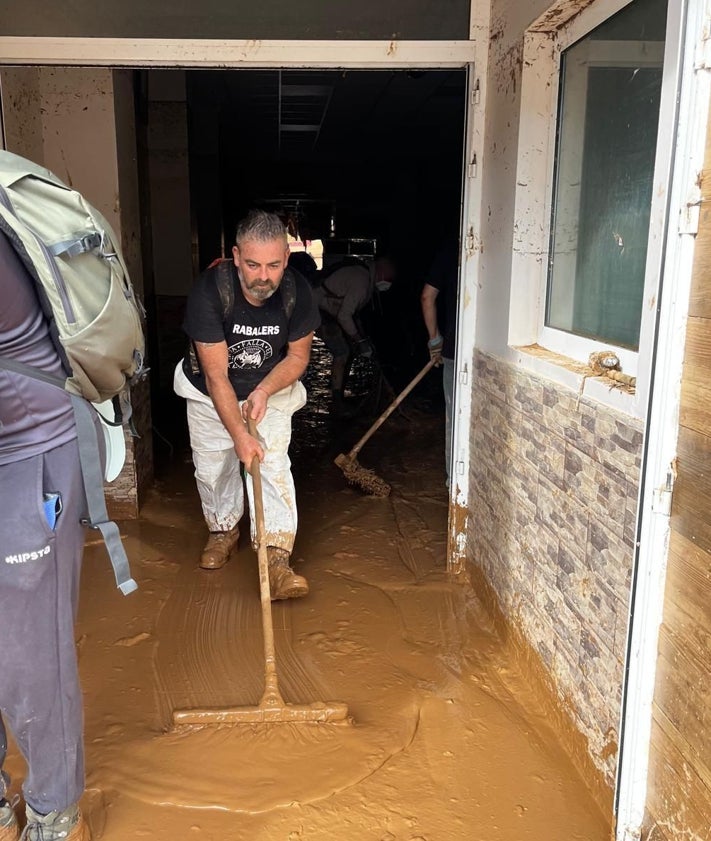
{"left": 509, "top": 0, "right": 682, "bottom": 413}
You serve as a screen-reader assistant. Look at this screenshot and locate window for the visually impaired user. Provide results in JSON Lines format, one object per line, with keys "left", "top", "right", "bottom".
{"left": 510, "top": 0, "right": 678, "bottom": 394}
{"left": 547, "top": 5, "right": 666, "bottom": 349}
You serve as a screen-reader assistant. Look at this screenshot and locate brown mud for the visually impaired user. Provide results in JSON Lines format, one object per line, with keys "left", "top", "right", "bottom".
{"left": 6, "top": 361, "right": 611, "bottom": 839}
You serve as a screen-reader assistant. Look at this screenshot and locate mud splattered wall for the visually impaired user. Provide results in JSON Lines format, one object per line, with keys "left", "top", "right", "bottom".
{"left": 461, "top": 0, "right": 650, "bottom": 804}
{"left": 644, "top": 108, "right": 711, "bottom": 839}
{"left": 0, "top": 66, "right": 152, "bottom": 516}
{"left": 467, "top": 351, "right": 641, "bottom": 796}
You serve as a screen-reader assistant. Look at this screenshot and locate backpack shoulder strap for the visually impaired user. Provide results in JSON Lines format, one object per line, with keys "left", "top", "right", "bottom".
{"left": 0, "top": 356, "right": 137, "bottom": 596}
{"left": 215, "top": 259, "right": 235, "bottom": 322}
{"left": 69, "top": 394, "right": 137, "bottom": 595}
{"left": 187, "top": 260, "right": 235, "bottom": 377}
{"left": 281, "top": 267, "right": 297, "bottom": 320}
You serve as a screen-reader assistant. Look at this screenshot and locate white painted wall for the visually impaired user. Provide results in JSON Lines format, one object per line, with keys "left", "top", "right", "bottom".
{"left": 474, "top": 0, "right": 542, "bottom": 359}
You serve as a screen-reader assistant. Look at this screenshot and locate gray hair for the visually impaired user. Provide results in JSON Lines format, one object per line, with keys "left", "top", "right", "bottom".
{"left": 234, "top": 210, "right": 287, "bottom": 248}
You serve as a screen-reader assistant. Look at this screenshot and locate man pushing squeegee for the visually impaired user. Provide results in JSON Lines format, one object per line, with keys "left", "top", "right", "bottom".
{"left": 172, "top": 210, "right": 349, "bottom": 725}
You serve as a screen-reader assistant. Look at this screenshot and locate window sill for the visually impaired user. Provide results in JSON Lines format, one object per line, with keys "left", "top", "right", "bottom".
{"left": 510, "top": 343, "right": 644, "bottom": 419}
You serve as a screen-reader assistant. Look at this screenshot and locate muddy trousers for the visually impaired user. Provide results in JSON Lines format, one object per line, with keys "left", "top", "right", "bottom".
{"left": 0, "top": 440, "right": 85, "bottom": 815}
{"left": 174, "top": 363, "right": 306, "bottom": 553}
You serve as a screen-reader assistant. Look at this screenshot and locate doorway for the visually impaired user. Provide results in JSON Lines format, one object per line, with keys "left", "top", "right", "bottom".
{"left": 141, "top": 67, "right": 467, "bottom": 473}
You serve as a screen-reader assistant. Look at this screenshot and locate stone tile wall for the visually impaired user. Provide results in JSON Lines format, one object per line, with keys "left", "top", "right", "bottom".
{"left": 468, "top": 350, "right": 643, "bottom": 784}
{"left": 105, "top": 376, "right": 153, "bottom": 520}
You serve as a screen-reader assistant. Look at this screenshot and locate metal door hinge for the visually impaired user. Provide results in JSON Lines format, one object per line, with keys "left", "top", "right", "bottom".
{"left": 468, "top": 153, "right": 477, "bottom": 178}
{"left": 465, "top": 228, "right": 475, "bottom": 253}
{"left": 652, "top": 463, "right": 676, "bottom": 517}
{"left": 679, "top": 190, "right": 702, "bottom": 236}
{"left": 471, "top": 79, "right": 481, "bottom": 105}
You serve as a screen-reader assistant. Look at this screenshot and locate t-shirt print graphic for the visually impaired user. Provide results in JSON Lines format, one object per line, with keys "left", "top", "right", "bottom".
{"left": 228, "top": 339, "right": 273, "bottom": 369}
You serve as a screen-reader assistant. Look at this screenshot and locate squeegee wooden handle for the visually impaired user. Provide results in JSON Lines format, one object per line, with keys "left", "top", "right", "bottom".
{"left": 247, "top": 412, "right": 286, "bottom": 707}
{"left": 347, "top": 358, "right": 437, "bottom": 461}
{"left": 248, "top": 449, "right": 266, "bottom": 541}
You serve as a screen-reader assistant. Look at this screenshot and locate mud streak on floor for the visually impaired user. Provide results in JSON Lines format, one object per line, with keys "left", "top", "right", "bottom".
{"left": 6, "top": 396, "right": 610, "bottom": 840}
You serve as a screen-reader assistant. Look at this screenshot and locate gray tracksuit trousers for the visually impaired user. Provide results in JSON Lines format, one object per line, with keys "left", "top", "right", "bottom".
{"left": 0, "top": 439, "right": 85, "bottom": 814}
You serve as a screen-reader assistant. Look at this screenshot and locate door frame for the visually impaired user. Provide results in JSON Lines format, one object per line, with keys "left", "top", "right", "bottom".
{"left": 613, "top": 0, "right": 711, "bottom": 837}
{"left": 0, "top": 35, "right": 479, "bottom": 573}
{"left": 0, "top": 37, "right": 474, "bottom": 67}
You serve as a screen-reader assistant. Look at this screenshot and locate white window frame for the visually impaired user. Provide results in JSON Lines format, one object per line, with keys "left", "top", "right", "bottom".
{"left": 508, "top": 0, "right": 683, "bottom": 416}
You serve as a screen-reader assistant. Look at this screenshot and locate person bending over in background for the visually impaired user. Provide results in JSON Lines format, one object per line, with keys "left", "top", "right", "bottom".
{"left": 311, "top": 256, "right": 395, "bottom": 416}
{"left": 174, "top": 210, "right": 320, "bottom": 599}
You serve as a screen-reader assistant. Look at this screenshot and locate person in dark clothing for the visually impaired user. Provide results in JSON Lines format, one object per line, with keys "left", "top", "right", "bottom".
{"left": 0, "top": 229, "right": 92, "bottom": 841}
{"left": 287, "top": 250, "right": 318, "bottom": 285}
{"left": 312, "top": 257, "right": 395, "bottom": 415}
{"left": 421, "top": 239, "right": 459, "bottom": 487}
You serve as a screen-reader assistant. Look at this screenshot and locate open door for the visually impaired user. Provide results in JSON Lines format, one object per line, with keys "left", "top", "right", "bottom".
{"left": 447, "top": 62, "right": 480, "bottom": 573}
{"left": 614, "top": 1, "right": 711, "bottom": 836}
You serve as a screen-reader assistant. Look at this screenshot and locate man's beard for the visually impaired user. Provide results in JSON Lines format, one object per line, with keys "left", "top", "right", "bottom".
{"left": 241, "top": 273, "right": 277, "bottom": 301}
{"left": 249, "top": 281, "right": 276, "bottom": 301}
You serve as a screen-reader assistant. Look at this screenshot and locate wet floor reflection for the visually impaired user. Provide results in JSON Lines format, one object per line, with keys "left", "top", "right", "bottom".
{"left": 62, "top": 380, "right": 610, "bottom": 841}
{"left": 291, "top": 336, "right": 384, "bottom": 457}
{"left": 0, "top": 322, "right": 611, "bottom": 840}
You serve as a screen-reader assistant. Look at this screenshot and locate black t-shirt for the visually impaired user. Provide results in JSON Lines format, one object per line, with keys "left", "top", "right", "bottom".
{"left": 182, "top": 262, "right": 320, "bottom": 400}
{"left": 425, "top": 240, "right": 459, "bottom": 360}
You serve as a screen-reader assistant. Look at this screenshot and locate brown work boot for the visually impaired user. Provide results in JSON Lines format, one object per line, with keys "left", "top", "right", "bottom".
{"left": 23, "top": 803, "right": 91, "bottom": 840}
{"left": 0, "top": 798, "right": 19, "bottom": 841}
{"left": 199, "top": 525, "right": 239, "bottom": 570}
{"left": 267, "top": 547, "right": 309, "bottom": 600}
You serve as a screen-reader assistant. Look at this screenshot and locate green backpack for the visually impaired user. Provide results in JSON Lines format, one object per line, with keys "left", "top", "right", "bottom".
{"left": 0, "top": 150, "right": 146, "bottom": 595}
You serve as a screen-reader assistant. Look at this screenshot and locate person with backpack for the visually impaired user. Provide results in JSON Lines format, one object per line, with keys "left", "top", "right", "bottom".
{"left": 0, "top": 228, "right": 92, "bottom": 841}
{"left": 174, "top": 210, "right": 319, "bottom": 597}
{"left": 312, "top": 256, "right": 395, "bottom": 416}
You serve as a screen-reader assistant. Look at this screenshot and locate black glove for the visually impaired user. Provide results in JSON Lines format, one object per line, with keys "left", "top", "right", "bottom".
{"left": 355, "top": 338, "right": 375, "bottom": 359}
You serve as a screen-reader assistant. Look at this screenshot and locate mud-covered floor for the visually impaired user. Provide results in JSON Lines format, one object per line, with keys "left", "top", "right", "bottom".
{"left": 6, "top": 346, "right": 611, "bottom": 839}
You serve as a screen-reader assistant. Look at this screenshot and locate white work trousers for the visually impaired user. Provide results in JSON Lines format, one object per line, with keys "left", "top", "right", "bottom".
{"left": 174, "top": 362, "right": 307, "bottom": 552}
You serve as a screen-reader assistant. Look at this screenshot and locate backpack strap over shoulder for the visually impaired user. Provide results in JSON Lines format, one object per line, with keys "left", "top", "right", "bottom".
{"left": 281, "top": 266, "right": 297, "bottom": 320}
{"left": 187, "top": 260, "right": 234, "bottom": 377}
{"left": 215, "top": 259, "right": 235, "bottom": 321}
{"left": 69, "top": 394, "right": 137, "bottom": 595}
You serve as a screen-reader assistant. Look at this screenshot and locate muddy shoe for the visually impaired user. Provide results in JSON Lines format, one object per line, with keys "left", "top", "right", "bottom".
{"left": 199, "top": 525, "right": 239, "bottom": 570}
{"left": 267, "top": 547, "right": 309, "bottom": 600}
{"left": 22, "top": 803, "right": 90, "bottom": 841}
{"left": 0, "top": 799, "right": 19, "bottom": 841}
